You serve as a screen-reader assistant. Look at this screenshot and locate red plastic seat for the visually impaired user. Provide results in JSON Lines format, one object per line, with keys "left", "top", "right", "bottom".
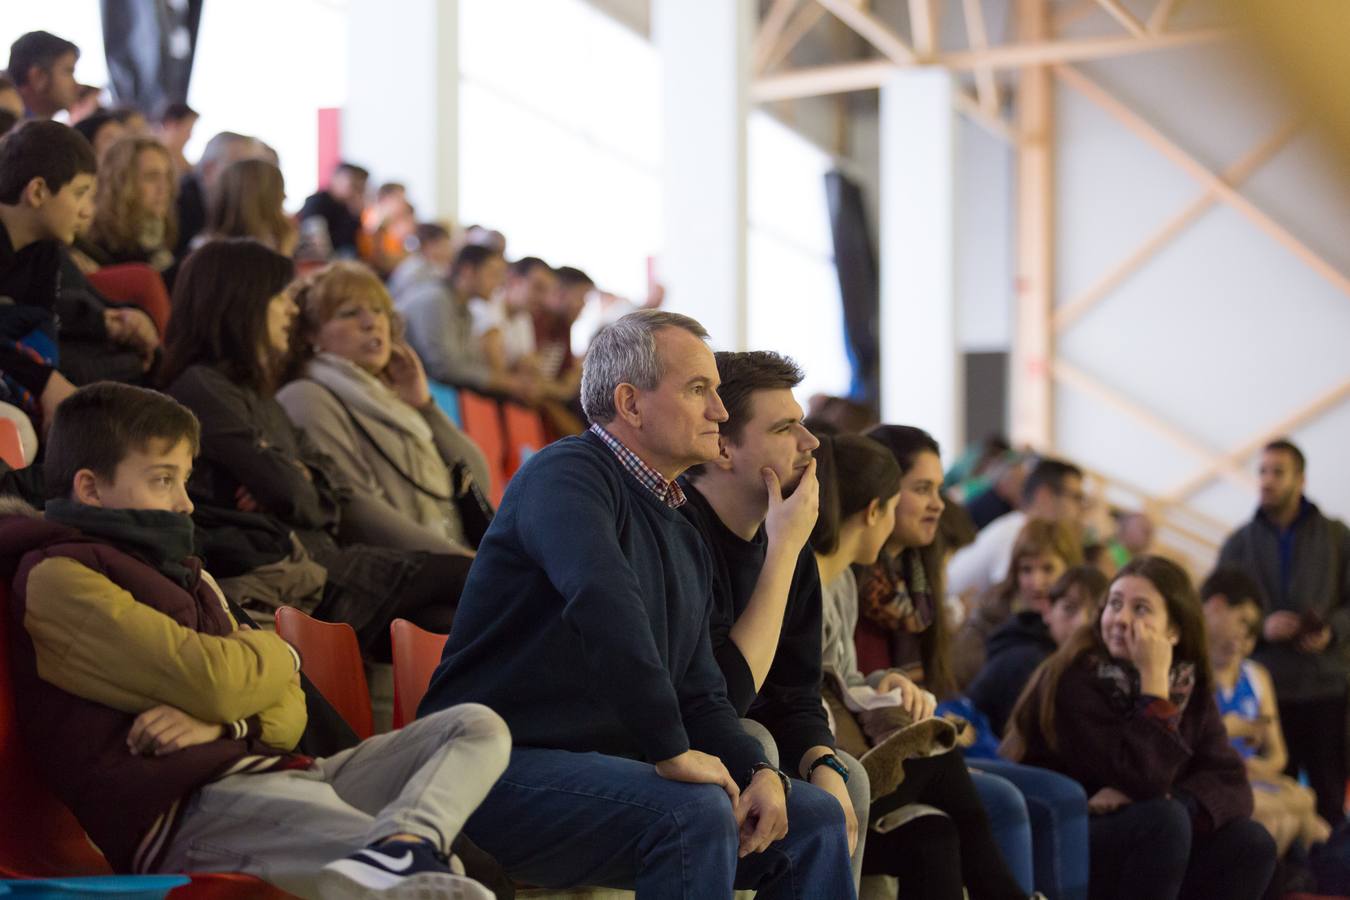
{"left": 0, "top": 582, "right": 292, "bottom": 896}
{"left": 0, "top": 580, "right": 110, "bottom": 877}
{"left": 86, "top": 263, "right": 172, "bottom": 335}
{"left": 458, "top": 391, "right": 507, "bottom": 506}
{"left": 501, "top": 403, "right": 549, "bottom": 477}
{"left": 274, "top": 606, "right": 373, "bottom": 740}
{"left": 389, "top": 619, "right": 449, "bottom": 730}
{"left": 0, "top": 419, "right": 24, "bottom": 469}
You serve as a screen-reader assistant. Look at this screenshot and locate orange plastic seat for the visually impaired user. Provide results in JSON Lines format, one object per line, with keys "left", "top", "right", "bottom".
{"left": 457, "top": 391, "right": 507, "bottom": 506}
{"left": 274, "top": 607, "right": 373, "bottom": 740}
{"left": 0, "top": 580, "right": 109, "bottom": 877}
{"left": 0, "top": 419, "right": 24, "bottom": 469}
{"left": 0, "top": 583, "right": 292, "bottom": 896}
{"left": 389, "top": 619, "right": 449, "bottom": 729}
{"left": 86, "top": 263, "right": 172, "bottom": 335}
{"left": 501, "top": 403, "right": 549, "bottom": 477}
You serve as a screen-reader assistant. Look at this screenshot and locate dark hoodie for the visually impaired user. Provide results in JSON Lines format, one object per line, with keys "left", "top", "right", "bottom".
{"left": 966, "top": 609, "right": 1057, "bottom": 737}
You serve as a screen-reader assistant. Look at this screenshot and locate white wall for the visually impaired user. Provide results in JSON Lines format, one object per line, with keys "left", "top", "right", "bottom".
{"left": 0, "top": 0, "right": 348, "bottom": 214}
{"left": 344, "top": 0, "right": 456, "bottom": 220}
{"left": 1052, "top": 34, "right": 1350, "bottom": 529}
{"left": 955, "top": 117, "right": 1014, "bottom": 352}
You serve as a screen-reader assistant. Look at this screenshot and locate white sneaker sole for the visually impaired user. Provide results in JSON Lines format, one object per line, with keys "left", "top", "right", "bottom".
{"left": 318, "top": 863, "right": 496, "bottom": 900}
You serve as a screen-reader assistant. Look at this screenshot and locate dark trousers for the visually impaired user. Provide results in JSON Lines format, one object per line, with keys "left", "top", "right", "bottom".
{"left": 315, "top": 550, "right": 471, "bottom": 660}
{"left": 1088, "top": 797, "right": 1275, "bottom": 900}
{"left": 865, "top": 752, "right": 1026, "bottom": 900}
{"left": 1279, "top": 693, "right": 1348, "bottom": 826}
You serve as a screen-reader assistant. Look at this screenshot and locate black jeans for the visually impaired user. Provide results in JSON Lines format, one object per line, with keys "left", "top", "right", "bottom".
{"left": 865, "top": 752, "right": 1026, "bottom": 900}
{"left": 1087, "top": 796, "right": 1275, "bottom": 900}
{"left": 1279, "top": 693, "right": 1348, "bottom": 826}
{"left": 314, "top": 549, "right": 471, "bottom": 660}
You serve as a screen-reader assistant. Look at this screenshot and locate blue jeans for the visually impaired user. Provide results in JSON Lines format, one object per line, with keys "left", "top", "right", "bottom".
{"left": 975, "top": 758, "right": 1089, "bottom": 900}
{"left": 462, "top": 747, "right": 857, "bottom": 900}
{"left": 1088, "top": 796, "right": 1275, "bottom": 900}
{"left": 969, "top": 769, "right": 1033, "bottom": 893}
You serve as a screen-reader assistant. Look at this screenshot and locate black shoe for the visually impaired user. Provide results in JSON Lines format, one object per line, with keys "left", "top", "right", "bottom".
{"left": 319, "top": 838, "right": 494, "bottom": 900}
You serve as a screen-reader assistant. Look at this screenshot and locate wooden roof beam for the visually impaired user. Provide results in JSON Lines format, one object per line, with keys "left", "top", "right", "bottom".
{"left": 1054, "top": 116, "right": 1302, "bottom": 332}
{"left": 816, "top": 0, "right": 917, "bottom": 65}
{"left": 759, "top": 2, "right": 827, "bottom": 73}
{"left": 940, "top": 26, "right": 1230, "bottom": 69}
{"left": 960, "top": 0, "right": 1000, "bottom": 114}
{"left": 753, "top": 0, "right": 802, "bottom": 73}
{"left": 1148, "top": 0, "right": 1184, "bottom": 34}
{"left": 1093, "top": 0, "right": 1148, "bottom": 37}
{"left": 1056, "top": 64, "right": 1350, "bottom": 301}
{"left": 909, "top": 0, "right": 939, "bottom": 58}
{"left": 750, "top": 27, "right": 1233, "bottom": 101}
{"left": 954, "top": 89, "right": 1015, "bottom": 143}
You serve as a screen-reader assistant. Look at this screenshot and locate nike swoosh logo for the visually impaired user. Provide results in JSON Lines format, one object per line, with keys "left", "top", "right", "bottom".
{"left": 358, "top": 848, "right": 415, "bottom": 872}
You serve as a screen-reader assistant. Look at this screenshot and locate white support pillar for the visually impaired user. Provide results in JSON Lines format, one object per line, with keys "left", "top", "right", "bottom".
{"left": 654, "top": 0, "right": 753, "bottom": 350}
{"left": 878, "top": 69, "right": 963, "bottom": 455}
{"left": 343, "top": 0, "right": 458, "bottom": 222}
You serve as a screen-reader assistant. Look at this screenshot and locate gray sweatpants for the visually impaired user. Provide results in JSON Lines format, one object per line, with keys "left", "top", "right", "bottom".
{"left": 156, "top": 704, "right": 511, "bottom": 899}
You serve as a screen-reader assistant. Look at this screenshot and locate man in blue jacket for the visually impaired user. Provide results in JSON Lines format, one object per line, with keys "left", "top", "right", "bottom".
{"left": 420, "top": 310, "right": 853, "bottom": 898}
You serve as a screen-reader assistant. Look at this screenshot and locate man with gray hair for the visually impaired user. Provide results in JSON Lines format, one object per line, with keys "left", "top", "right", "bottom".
{"left": 174, "top": 131, "right": 265, "bottom": 259}
{"left": 419, "top": 310, "right": 855, "bottom": 898}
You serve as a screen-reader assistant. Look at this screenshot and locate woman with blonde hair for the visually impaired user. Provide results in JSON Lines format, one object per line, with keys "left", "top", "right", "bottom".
{"left": 82, "top": 136, "right": 177, "bottom": 272}
{"left": 953, "top": 519, "right": 1085, "bottom": 690}
{"left": 163, "top": 240, "right": 473, "bottom": 656}
{"left": 276, "top": 260, "right": 490, "bottom": 554}
{"left": 201, "top": 157, "right": 296, "bottom": 255}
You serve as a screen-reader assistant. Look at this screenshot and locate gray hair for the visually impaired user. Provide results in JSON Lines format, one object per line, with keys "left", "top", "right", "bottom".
{"left": 580, "top": 310, "right": 711, "bottom": 425}
{"left": 198, "top": 131, "right": 262, "bottom": 181}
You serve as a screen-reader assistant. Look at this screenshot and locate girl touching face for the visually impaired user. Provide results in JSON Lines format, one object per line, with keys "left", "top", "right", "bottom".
{"left": 1100, "top": 574, "right": 1179, "bottom": 661}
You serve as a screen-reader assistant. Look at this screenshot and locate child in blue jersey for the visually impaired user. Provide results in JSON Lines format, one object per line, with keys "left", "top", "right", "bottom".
{"left": 1203, "top": 567, "right": 1329, "bottom": 855}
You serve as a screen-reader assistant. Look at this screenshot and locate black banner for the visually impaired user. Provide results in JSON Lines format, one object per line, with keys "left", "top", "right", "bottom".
{"left": 100, "top": 0, "right": 204, "bottom": 114}
{"left": 825, "top": 169, "right": 880, "bottom": 410}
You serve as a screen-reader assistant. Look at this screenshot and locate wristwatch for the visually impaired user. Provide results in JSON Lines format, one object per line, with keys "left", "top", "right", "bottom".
{"left": 807, "top": 753, "right": 850, "bottom": 783}
{"left": 749, "top": 762, "right": 792, "bottom": 798}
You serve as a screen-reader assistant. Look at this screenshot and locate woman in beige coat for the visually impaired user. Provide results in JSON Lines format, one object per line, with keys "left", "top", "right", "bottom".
{"left": 277, "top": 261, "right": 490, "bottom": 556}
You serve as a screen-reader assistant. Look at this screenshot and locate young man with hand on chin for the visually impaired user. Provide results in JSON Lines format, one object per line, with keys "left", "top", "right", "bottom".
{"left": 679, "top": 350, "right": 871, "bottom": 889}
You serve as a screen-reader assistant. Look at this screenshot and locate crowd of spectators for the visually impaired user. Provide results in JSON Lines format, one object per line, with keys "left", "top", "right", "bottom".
{"left": 3, "top": 25, "right": 1349, "bottom": 900}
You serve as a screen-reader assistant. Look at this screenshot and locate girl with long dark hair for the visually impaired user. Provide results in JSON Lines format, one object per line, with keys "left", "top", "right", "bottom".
{"left": 162, "top": 238, "right": 470, "bottom": 658}
{"left": 812, "top": 432, "right": 1039, "bottom": 900}
{"left": 1003, "top": 556, "right": 1277, "bottom": 900}
{"left": 858, "top": 425, "right": 1091, "bottom": 900}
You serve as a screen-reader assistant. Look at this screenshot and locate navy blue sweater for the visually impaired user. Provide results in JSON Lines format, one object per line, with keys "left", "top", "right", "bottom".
{"left": 419, "top": 431, "right": 766, "bottom": 780}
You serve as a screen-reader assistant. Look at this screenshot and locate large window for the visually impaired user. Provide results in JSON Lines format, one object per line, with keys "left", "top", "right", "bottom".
{"left": 458, "top": 0, "right": 662, "bottom": 301}
{"left": 0, "top": 1, "right": 345, "bottom": 213}
{"left": 747, "top": 112, "right": 851, "bottom": 402}
{"left": 187, "top": 0, "right": 348, "bottom": 211}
